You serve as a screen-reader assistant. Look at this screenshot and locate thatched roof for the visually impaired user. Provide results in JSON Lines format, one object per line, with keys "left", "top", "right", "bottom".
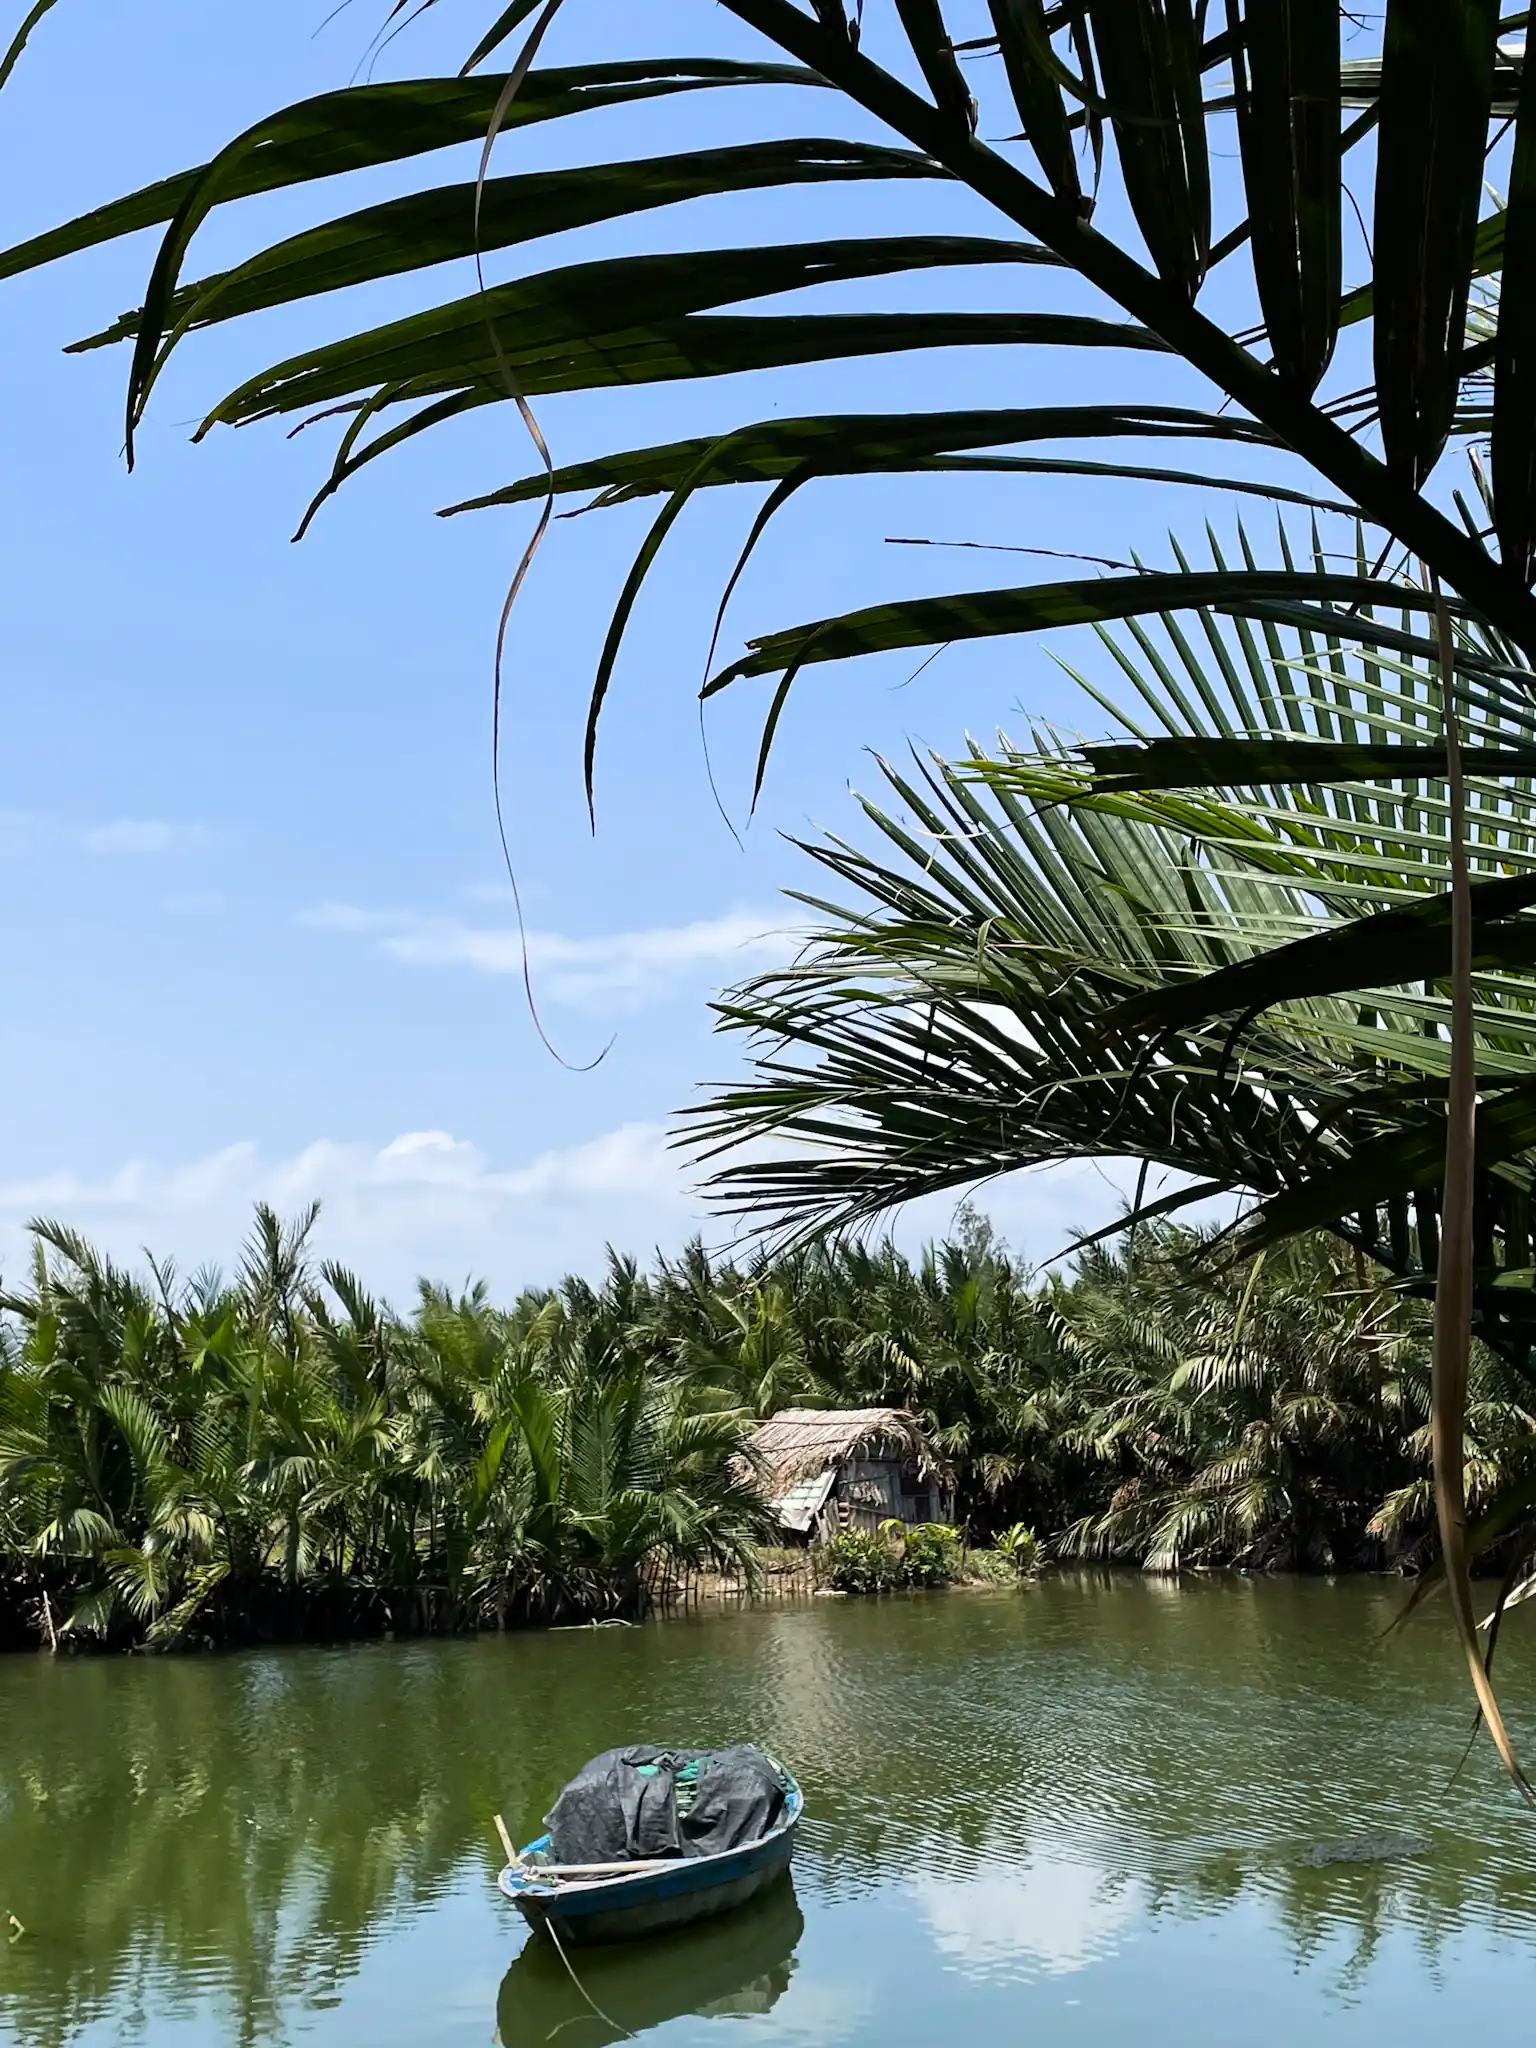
{"left": 748, "top": 1407, "right": 937, "bottom": 1503}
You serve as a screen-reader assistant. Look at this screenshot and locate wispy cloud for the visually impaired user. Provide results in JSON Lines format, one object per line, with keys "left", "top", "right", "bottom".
{"left": 0, "top": 1124, "right": 701, "bottom": 1299}
{"left": 82, "top": 819, "right": 207, "bottom": 856}
{"left": 302, "top": 903, "right": 795, "bottom": 1009}
{"left": 0, "top": 1133, "right": 1239, "bottom": 1301}
{"left": 0, "top": 814, "right": 209, "bottom": 859}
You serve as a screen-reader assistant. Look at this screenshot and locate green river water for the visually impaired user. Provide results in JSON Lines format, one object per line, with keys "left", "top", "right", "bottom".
{"left": 3, "top": 1576, "right": 1536, "bottom": 2047}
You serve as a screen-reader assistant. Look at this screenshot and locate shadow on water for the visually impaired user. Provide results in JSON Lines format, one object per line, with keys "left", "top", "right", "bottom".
{"left": 496, "top": 1879, "right": 803, "bottom": 2047}
{"left": 4, "top": 1577, "right": 1536, "bottom": 2044}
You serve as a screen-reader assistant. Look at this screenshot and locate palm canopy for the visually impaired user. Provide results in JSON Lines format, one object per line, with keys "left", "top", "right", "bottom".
{"left": 687, "top": 526, "right": 1536, "bottom": 1373}
{"left": 0, "top": 1206, "right": 772, "bottom": 1646}
{"left": 4, "top": 2, "right": 1536, "bottom": 800}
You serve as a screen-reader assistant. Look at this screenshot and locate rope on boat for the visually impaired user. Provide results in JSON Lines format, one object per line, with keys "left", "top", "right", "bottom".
{"left": 543, "top": 1915, "right": 636, "bottom": 2042}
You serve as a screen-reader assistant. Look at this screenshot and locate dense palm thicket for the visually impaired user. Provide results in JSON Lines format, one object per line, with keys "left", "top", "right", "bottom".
{"left": 0, "top": 1207, "right": 772, "bottom": 1651}
{"left": 4, "top": 1203, "right": 1534, "bottom": 1650}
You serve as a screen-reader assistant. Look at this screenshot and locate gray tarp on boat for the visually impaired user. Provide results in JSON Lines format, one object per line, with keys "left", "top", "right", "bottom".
{"left": 545, "top": 1745, "right": 789, "bottom": 1865}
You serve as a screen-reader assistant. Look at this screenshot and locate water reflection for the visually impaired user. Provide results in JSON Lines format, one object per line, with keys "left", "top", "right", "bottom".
{"left": 910, "top": 1859, "right": 1144, "bottom": 1978}
{"left": 496, "top": 1881, "right": 802, "bottom": 2046}
{"left": 2, "top": 1580, "right": 1535, "bottom": 2047}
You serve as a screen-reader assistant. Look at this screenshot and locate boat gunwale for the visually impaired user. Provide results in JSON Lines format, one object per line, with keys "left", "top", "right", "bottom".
{"left": 497, "top": 1778, "right": 803, "bottom": 1907}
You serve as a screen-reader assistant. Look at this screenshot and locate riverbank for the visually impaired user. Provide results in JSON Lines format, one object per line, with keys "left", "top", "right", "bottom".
{"left": 0, "top": 1540, "right": 1030, "bottom": 1653}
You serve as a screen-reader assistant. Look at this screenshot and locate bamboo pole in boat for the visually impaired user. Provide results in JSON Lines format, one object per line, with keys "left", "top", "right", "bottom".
{"left": 492, "top": 1814, "right": 518, "bottom": 1865}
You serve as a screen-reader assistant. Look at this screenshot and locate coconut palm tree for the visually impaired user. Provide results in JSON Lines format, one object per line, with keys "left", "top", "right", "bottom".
{"left": 1041, "top": 1223, "right": 1536, "bottom": 1574}
{"left": 673, "top": 1280, "right": 823, "bottom": 1419}
{"left": 682, "top": 563, "right": 1536, "bottom": 1630}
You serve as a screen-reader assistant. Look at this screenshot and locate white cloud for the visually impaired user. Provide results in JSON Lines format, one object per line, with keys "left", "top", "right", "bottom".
{"left": 0, "top": 1127, "right": 1242, "bottom": 1304}
{"left": 0, "top": 1123, "right": 703, "bottom": 1300}
{"left": 911, "top": 1860, "right": 1144, "bottom": 1979}
{"left": 302, "top": 902, "right": 796, "bottom": 1009}
{"left": 82, "top": 819, "right": 206, "bottom": 856}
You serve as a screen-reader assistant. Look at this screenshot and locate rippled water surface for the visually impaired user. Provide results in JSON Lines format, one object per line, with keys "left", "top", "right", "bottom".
{"left": 5, "top": 1577, "right": 1536, "bottom": 2046}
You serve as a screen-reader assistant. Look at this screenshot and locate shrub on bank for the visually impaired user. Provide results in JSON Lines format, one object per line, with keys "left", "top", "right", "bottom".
{"left": 817, "top": 1530, "right": 900, "bottom": 1593}
{"left": 897, "top": 1521, "right": 965, "bottom": 1587}
{"left": 962, "top": 1549, "right": 1017, "bottom": 1587}
{"left": 996, "top": 1524, "right": 1042, "bottom": 1575}
{"left": 962, "top": 1525, "right": 1042, "bottom": 1587}
{"left": 816, "top": 1522, "right": 965, "bottom": 1594}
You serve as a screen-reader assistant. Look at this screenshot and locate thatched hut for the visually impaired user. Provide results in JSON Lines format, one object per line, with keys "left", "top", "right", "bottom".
{"left": 746, "top": 1408, "right": 953, "bottom": 1545}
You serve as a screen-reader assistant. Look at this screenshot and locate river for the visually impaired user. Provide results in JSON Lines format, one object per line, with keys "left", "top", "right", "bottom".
{"left": 3, "top": 1576, "right": 1536, "bottom": 2046}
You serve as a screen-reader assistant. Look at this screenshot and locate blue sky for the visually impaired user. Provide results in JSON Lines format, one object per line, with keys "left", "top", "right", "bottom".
{"left": 0, "top": 0, "right": 1302, "bottom": 1297}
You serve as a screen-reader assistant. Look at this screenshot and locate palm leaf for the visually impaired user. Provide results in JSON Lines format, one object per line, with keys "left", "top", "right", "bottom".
{"left": 1067, "top": 736, "right": 1536, "bottom": 791}
{"left": 1087, "top": 0, "right": 1209, "bottom": 301}
{"left": 0, "top": 61, "right": 825, "bottom": 286}
{"left": 1226, "top": 0, "right": 1339, "bottom": 392}
{"left": 1372, "top": 1, "right": 1499, "bottom": 486}
{"left": 1495, "top": 64, "right": 1536, "bottom": 585}
{"left": 440, "top": 402, "right": 1281, "bottom": 515}
{"left": 704, "top": 570, "right": 1454, "bottom": 689}
{"left": 686, "top": 549, "right": 1536, "bottom": 1397}
{"left": 198, "top": 234, "right": 1099, "bottom": 429}
{"left": 989, "top": 0, "right": 1083, "bottom": 212}
{"left": 0, "top": 0, "right": 60, "bottom": 94}
{"left": 895, "top": 0, "right": 976, "bottom": 132}
{"left": 1101, "top": 877, "right": 1536, "bottom": 1040}
{"left": 12, "top": 1, "right": 1536, "bottom": 666}
{"left": 464, "top": 0, "right": 556, "bottom": 75}
{"left": 70, "top": 141, "right": 949, "bottom": 355}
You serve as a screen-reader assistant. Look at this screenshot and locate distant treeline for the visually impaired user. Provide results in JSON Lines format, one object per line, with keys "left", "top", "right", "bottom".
{"left": 2, "top": 1204, "right": 1531, "bottom": 1650}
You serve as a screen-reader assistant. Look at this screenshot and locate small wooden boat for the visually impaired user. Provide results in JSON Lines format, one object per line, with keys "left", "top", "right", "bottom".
{"left": 499, "top": 1771, "right": 803, "bottom": 1947}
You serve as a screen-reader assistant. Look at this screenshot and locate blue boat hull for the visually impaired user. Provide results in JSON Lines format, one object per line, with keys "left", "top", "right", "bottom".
{"left": 501, "top": 1788, "right": 802, "bottom": 1948}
